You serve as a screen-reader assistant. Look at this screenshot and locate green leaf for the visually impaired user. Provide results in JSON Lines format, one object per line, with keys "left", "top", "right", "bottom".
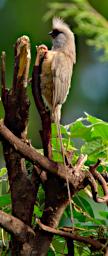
{"left": 33, "top": 205, "right": 42, "bottom": 218}
{"left": 69, "top": 119, "right": 92, "bottom": 141}
{"left": 51, "top": 138, "right": 61, "bottom": 151}
{"left": 0, "top": 168, "right": 7, "bottom": 178}
{"left": 81, "top": 138, "right": 105, "bottom": 161}
{"left": 48, "top": 249, "right": 56, "bottom": 256}
{"left": 69, "top": 113, "right": 108, "bottom": 143}
{"left": 0, "top": 194, "right": 11, "bottom": 209}
{"left": 91, "top": 123, "right": 108, "bottom": 141}
{"left": 52, "top": 150, "right": 63, "bottom": 163}
{"left": 85, "top": 113, "right": 103, "bottom": 124}
{"left": 37, "top": 185, "right": 45, "bottom": 205}
{"left": 51, "top": 123, "right": 68, "bottom": 138}
{"left": 73, "top": 208, "right": 87, "bottom": 222}
{"left": 51, "top": 123, "right": 58, "bottom": 138}
{"left": 99, "top": 211, "right": 108, "bottom": 219}
{"left": 51, "top": 137, "right": 75, "bottom": 151}
{"left": 74, "top": 194, "right": 94, "bottom": 218}
{"left": 52, "top": 236, "right": 67, "bottom": 255}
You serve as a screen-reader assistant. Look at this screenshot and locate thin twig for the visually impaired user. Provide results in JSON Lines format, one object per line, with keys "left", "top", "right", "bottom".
{"left": 90, "top": 161, "right": 108, "bottom": 196}
{"left": 88, "top": 171, "right": 108, "bottom": 203}
{"left": 36, "top": 219, "right": 103, "bottom": 250}
{"left": 75, "top": 154, "right": 87, "bottom": 175}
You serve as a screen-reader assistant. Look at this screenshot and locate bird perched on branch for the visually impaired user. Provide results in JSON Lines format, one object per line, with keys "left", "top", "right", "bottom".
{"left": 39, "top": 17, "right": 76, "bottom": 123}
{"left": 35, "top": 18, "right": 76, "bottom": 222}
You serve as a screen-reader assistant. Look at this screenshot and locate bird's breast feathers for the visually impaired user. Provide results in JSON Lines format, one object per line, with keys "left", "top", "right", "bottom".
{"left": 40, "top": 50, "right": 73, "bottom": 110}
{"left": 40, "top": 51, "right": 56, "bottom": 109}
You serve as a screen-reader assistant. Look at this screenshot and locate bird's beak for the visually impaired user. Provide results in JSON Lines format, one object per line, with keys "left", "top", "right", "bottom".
{"left": 48, "top": 31, "right": 53, "bottom": 36}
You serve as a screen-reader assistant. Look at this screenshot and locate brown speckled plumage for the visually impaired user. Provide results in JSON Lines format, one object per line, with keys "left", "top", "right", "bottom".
{"left": 40, "top": 17, "right": 76, "bottom": 123}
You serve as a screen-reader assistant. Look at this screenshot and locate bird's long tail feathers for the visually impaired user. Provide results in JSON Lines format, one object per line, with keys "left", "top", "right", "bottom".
{"left": 51, "top": 104, "right": 61, "bottom": 123}
{"left": 56, "top": 123, "right": 74, "bottom": 225}
{"left": 51, "top": 105, "right": 74, "bottom": 225}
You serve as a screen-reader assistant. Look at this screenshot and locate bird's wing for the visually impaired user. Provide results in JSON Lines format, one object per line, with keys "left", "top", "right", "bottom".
{"left": 51, "top": 52, "right": 73, "bottom": 109}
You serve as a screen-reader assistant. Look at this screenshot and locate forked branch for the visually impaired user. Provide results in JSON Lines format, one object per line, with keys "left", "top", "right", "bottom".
{"left": 0, "top": 119, "right": 108, "bottom": 205}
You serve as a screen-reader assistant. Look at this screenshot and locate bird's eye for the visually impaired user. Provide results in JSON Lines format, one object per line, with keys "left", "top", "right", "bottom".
{"left": 48, "top": 29, "right": 62, "bottom": 38}
{"left": 53, "top": 29, "right": 61, "bottom": 36}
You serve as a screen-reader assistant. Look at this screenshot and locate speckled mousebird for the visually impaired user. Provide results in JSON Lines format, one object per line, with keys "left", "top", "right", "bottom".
{"left": 40, "top": 17, "right": 76, "bottom": 123}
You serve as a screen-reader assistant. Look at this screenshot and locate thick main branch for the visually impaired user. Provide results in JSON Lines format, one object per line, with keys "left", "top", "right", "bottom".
{"left": 0, "top": 119, "right": 86, "bottom": 188}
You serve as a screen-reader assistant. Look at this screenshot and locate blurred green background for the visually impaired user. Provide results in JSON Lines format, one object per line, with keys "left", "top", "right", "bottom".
{"left": 0, "top": 0, "right": 108, "bottom": 167}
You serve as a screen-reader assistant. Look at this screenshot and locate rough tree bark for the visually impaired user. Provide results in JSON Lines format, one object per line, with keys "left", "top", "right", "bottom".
{"left": 1, "top": 37, "right": 39, "bottom": 255}
{"left": 0, "top": 36, "right": 108, "bottom": 256}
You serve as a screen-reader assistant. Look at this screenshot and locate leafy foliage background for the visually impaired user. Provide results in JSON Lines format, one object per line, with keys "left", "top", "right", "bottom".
{"left": 0, "top": 0, "right": 108, "bottom": 255}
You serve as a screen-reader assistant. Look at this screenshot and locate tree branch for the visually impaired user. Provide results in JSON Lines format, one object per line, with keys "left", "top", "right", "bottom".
{"left": 87, "top": 172, "right": 108, "bottom": 203}
{"left": 1, "top": 119, "right": 108, "bottom": 206}
{"left": 0, "top": 119, "right": 86, "bottom": 187}
{"left": 32, "top": 65, "right": 46, "bottom": 117}
{"left": 102, "top": 172, "right": 108, "bottom": 183}
{"left": 74, "top": 154, "right": 87, "bottom": 174}
{"left": 0, "top": 36, "right": 38, "bottom": 255}
{"left": 36, "top": 219, "right": 104, "bottom": 250}
{"left": 0, "top": 119, "right": 57, "bottom": 172}
{"left": 13, "top": 35, "right": 31, "bottom": 90}
{"left": 0, "top": 210, "right": 35, "bottom": 242}
{"left": 89, "top": 161, "right": 108, "bottom": 203}
{"left": 32, "top": 63, "right": 51, "bottom": 158}
{"left": 90, "top": 161, "right": 108, "bottom": 196}
{"left": 33, "top": 164, "right": 47, "bottom": 183}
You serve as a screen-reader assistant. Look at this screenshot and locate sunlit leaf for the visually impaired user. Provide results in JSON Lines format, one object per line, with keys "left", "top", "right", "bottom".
{"left": 0, "top": 168, "right": 7, "bottom": 178}
{"left": 81, "top": 138, "right": 105, "bottom": 161}
{"left": 51, "top": 123, "right": 68, "bottom": 138}
{"left": 52, "top": 150, "right": 63, "bottom": 163}
{"left": 91, "top": 123, "right": 108, "bottom": 141}
{"left": 85, "top": 113, "right": 104, "bottom": 124}
{"left": 69, "top": 119, "right": 92, "bottom": 141}
{"left": 33, "top": 205, "right": 42, "bottom": 218}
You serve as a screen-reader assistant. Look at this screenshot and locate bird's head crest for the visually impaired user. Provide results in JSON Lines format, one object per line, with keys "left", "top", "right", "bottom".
{"left": 50, "top": 17, "right": 76, "bottom": 63}
{"left": 52, "top": 17, "right": 70, "bottom": 33}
